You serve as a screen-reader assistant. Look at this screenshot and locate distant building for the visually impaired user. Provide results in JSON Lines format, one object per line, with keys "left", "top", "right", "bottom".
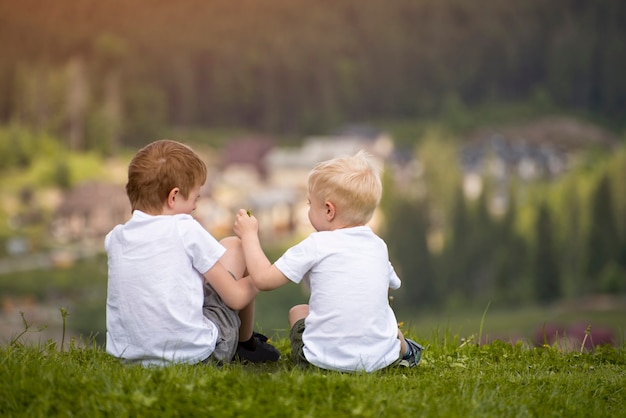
{"left": 459, "top": 117, "right": 619, "bottom": 215}
{"left": 220, "top": 136, "right": 275, "bottom": 180}
{"left": 50, "top": 182, "right": 129, "bottom": 244}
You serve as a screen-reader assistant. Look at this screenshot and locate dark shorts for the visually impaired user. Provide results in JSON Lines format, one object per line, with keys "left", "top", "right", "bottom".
{"left": 289, "top": 318, "right": 311, "bottom": 367}
{"left": 202, "top": 281, "right": 240, "bottom": 363}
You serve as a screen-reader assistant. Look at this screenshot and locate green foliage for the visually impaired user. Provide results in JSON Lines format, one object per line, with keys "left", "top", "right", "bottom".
{"left": 1, "top": 0, "right": 625, "bottom": 140}
{"left": 380, "top": 123, "right": 626, "bottom": 310}
{"left": 415, "top": 129, "right": 462, "bottom": 220}
{"left": 586, "top": 174, "right": 621, "bottom": 292}
{"left": 384, "top": 198, "right": 439, "bottom": 308}
{"left": 0, "top": 147, "right": 106, "bottom": 194}
{"left": 533, "top": 203, "right": 562, "bottom": 303}
{"left": 0, "top": 125, "right": 63, "bottom": 171}
{"left": 122, "top": 84, "right": 167, "bottom": 148}
{"left": 0, "top": 331, "right": 624, "bottom": 417}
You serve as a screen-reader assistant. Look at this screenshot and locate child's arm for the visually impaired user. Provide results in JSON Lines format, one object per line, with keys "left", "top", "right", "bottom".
{"left": 234, "top": 209, "right": 290, "bottom": 291}
{"left": 203, "top": 262, "right": 258, "bottom": 310}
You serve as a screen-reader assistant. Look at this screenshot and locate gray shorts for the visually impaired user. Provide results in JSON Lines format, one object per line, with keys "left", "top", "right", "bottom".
{"left": 202, "top": 281, "right": 240, "bottom": 363}
{"left": 289, "top": 318, "right": 310, "bottom": 367}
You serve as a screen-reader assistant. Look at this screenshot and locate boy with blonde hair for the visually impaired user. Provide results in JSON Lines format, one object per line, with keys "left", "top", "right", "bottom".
{"left": 106, "top": 139, "right": 279, "bottom": 366}
{"left": 234, "top": 150, "right": 422, "bottom": 372}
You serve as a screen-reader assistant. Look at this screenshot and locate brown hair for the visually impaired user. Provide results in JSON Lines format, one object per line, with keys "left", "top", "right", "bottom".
{"left": 308, "top": 150, "right": 382, "bottom": 225}
{"left": 125, "top": 139, "right": 207, "bottom": 213}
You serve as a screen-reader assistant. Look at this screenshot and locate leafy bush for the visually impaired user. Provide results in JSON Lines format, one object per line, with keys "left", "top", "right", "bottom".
{"left": 0, "top": 125, "right": 63, "bottom": 171}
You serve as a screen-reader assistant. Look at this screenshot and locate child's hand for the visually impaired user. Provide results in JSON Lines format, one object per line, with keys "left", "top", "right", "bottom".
{"left": 234, "top": 208, "right": 259, "bottom": 238}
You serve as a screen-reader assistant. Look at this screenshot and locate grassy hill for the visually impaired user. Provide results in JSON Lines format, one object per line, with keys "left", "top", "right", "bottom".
{"left": 1, "top": 331, "right": 624, "bottom": 417}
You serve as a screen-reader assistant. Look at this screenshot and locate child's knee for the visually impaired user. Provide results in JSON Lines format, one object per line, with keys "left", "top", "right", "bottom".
{"left": 220, "top": 236, "right": 242, "bottom": 251}
{"left": 288, "top": 304, "right": 309, "bottom": 326}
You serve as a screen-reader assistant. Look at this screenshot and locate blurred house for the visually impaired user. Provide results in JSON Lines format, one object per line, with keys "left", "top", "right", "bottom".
{"left": 45, "top": 118, "right": 620, "bottom": 248}
{"left": 266, "top": 125, "right": 394, "bottom": 188}
{"left": 263, "top": 126, "right": 395, "bottom": 235}
{"left": 50, "top": 182, "right": 130, "bottom": 245}
{"left": 220, "top": 136, "right": 275, "bottom": 181}
{"left": 204, "top": 125, "right": 395, "bottom": 240}
{"left": 459, "top": 117, "right": 619, "bottom": 215}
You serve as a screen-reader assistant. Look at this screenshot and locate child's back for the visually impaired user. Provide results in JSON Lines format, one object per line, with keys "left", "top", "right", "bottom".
{"left": 276, "top": 226, "right": 401, "bottom": 372}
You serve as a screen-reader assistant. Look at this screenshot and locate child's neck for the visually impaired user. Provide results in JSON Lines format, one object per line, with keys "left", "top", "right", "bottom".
{"left": 327, "top": 222, "right": 365, "bottom": 231}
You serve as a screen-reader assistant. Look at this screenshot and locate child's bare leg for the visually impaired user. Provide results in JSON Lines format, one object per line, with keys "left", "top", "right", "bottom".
{"left": 238, "top": 301, "right": 255, "bottom": 341}
{"left": 398, "top": 329, "right": 409, "bottom": 357}
{"left": 289, "top": 304, "right": 309, "bottom": 327}
{"left": 218, "top": 236, "right": 247, "bottom": 279}
{"left": 397, "top": 328, "right": 422, "bottom": 366}
{"left": 217, "top": 237, "right": 279, "bottom": 362}
{"left": 218, "top": 236, "right": 254, "bottom": 340}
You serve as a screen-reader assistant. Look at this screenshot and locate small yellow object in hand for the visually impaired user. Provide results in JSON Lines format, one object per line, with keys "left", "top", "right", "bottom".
{"left": 246, "top": 209, "right": 252, "bottom": 217}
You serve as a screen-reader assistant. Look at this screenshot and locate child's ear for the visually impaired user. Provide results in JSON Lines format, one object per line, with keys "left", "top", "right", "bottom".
{"left": 167, "top": 187, "right": 179, "bottom": 209}
{"left": 325, "top": 201, "right": 336, "bottom": 221}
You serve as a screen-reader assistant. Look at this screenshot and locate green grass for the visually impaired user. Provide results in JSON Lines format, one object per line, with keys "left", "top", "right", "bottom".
{"left": 1, "top": 260, "right": 625, "bottom": 417}
{"left": 1, "top": 326, "right": 625, "bottom": 417}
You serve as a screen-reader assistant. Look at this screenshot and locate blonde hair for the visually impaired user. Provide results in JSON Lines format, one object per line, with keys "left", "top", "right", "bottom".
{"left": 126, "top": 139, "right": 207, "bottom": 213}
{"left": 308, "top": 150, "right": 382, "bottom": 225}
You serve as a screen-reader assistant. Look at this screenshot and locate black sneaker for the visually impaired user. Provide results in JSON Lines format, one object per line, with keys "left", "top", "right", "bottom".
{"left": 235, "top": 332, "right": 281, "bottom": 363}
{"left": 398, "top": 338, "right": 423, "bottom": 368}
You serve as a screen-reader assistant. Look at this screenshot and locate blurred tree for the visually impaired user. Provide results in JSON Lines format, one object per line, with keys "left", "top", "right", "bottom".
{"left": 585, "top": 174, "right": 620, "bottom": 292}
{"left": 609, "top": 149, "right": 626, "bottom": 272}
{"left": 439, "top": 185, "right": 510, "bottom": 308}
{"left": 415, "top": 129, "right": 462, "bottom": 225}
{"left": 533, "top": 202, "right": 561, "bottom": 304}
{"left": 384, "top": 197, "right": 439, "bottom": 309}
{"left": 492, "top": 188, "right": 529, "bottom": 306}
{"left": 92, "top": 33, "right": 129, "bottom": 153}
{"left": 0, "top": 125, "right": 62, "bottom": 171}
{"left": 53, "top": 159, "right": 71, "bottom": 190}
{"left": 1, "top": 0, "right": 626, "bottom": 140}
{"left": 66, "top": 57, "right": 88, "bottom": 151}
{"left": 122, "top": 84, "right": 167, "bottom": 147}
{"left": 442, "top": 186, "right": 473, "bottom": 303}
{"left": 554, "top": 177, "right": 586, "bottom": 297}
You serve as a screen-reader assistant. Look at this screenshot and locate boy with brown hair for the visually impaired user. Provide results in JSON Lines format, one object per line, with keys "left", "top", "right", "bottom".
{"left": 234, "top": 150, "right": 422, "bottom": 372}
{"left": 106, "top": 139, "right": 279, "bottom": 366}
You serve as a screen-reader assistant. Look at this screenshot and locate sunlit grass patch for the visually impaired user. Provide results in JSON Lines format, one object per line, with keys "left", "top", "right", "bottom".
{"left": 1, "top": 312, "right": 624, "bottom": 418}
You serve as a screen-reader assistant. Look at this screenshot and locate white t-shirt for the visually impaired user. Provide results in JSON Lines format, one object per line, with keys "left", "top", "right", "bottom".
{"left": 275, "top": 226, "right": 402, "bottom": 372}
{"left": 105, "top": 210, "right": 225, "bottom": 366}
